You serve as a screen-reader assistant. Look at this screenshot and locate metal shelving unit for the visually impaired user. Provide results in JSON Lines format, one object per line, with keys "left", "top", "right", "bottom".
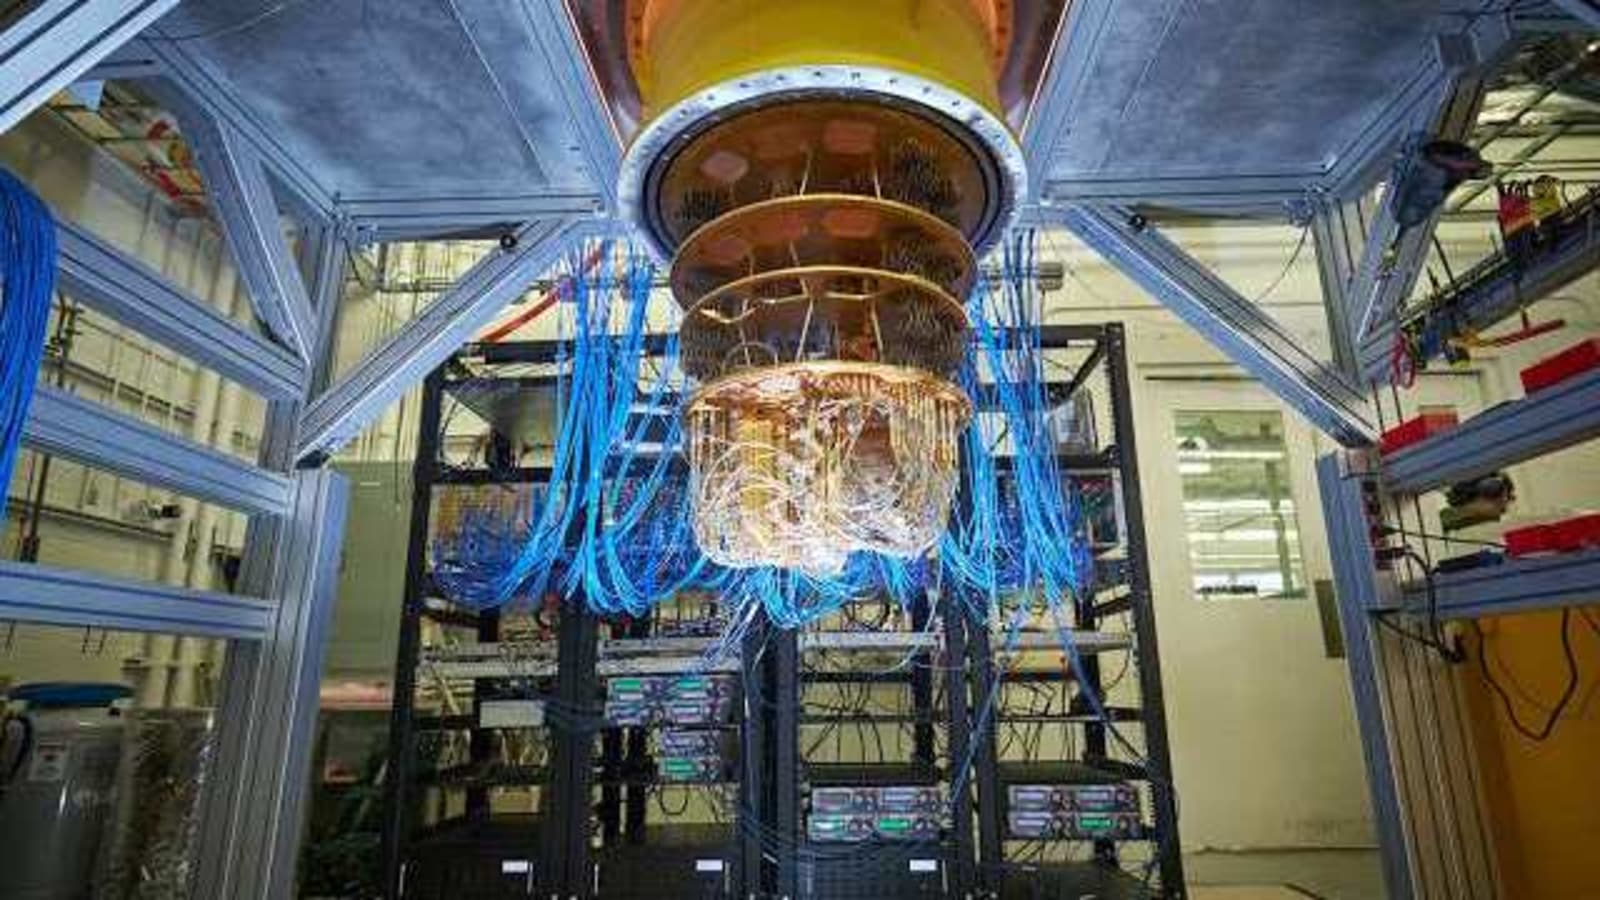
{"left": 1319, "top": 342, "right": 1600, "bottom": 900}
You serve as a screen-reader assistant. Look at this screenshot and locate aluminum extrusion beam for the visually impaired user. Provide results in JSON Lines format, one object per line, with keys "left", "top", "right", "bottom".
{"left": 447, "top": 0, "right": 622, "bottom": 214}
{"left": 192, "top": 469, "right": 350, "bottom": 900}
{"left": 1040, "top": 170, "right": 1323, "bottom": 214}
{"left": 0, "top": 0, "right": 180, "bottom": 134}
{"left": 340, "top": 192, "right": 605, "bottom": 242}
{"left": 297, "top": 216, "right": 594, "bottom": 462}
{"left": 1021, "top": 0, "right": 1114, "bottom": 185}
{"left": 1381, "top": 367, "right": 1600, "bottom": 494}
{"left": 23, "top": 386, "right": 293, "bottom": 516}
{"left": 1317, "top": 453, "right": 1414, "bottom": 900}
{"left": 55, "top": 220, "right": 307, "bottom": 400}
{"left": 1396, "top": 548, "right": 1600, "bottom": 620}
{"left": 179, "top": 112, "right": 320, "bottom": 362}
{"left": 1058, "top": 203, "right": 1377, "bottom": 447}
{"left": 0, "top": 559, "right": 273, "bottom": 639}
{"left": 1338, "top": 22, "right": 1513, "bottom": 382}
{"left": 1310, "top": 196, "right": 1367, "bottom": 379}
{"left": 1552, "top": 0, "right": 1600, "bottom": 28}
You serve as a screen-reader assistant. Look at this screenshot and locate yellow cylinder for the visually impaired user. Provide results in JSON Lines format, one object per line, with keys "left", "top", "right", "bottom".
{"left": 628, "top": 0, "right": 1005, "bottom": 121}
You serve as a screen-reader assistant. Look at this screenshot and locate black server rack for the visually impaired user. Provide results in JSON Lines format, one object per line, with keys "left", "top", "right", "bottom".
{"left": 380, "top": 326, "right": 1182, "bottom": 900}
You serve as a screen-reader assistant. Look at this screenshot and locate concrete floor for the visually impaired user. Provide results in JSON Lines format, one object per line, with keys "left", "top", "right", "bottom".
{"left": 1184, "top": 849, "right": 1384, "bottom": 900}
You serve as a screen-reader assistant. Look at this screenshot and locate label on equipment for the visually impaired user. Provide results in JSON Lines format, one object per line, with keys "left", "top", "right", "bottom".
{"left": 27, "top": 742, "right": 69, "bottom": 782}
{"left": 695, "top": 859, "right": 724, "bottom": 873}
{"left": 908, "top": 860, "right": 939, "bottom": 873}
{"left": 501, "top": 860, "right": 532, "bottom": 874}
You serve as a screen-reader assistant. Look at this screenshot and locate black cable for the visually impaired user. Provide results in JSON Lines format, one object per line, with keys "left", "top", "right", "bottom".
{"left": 1472, "top": 609, "right": 1580, "bottom": 742}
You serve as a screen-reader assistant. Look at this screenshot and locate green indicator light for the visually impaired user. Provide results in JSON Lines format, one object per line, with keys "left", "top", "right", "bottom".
{"left": 1077, "top": 815, "right": 1114, "bottom": 833}
{"left": 876, "top": 817, "right": 912, "bottom": 833}
{"left": 613, "top": 678, "right": 643, "bottom": 692}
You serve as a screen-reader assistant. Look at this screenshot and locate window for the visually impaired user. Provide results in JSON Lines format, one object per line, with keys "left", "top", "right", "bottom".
{"left": 1174, "top": 410, "right": 1305, "bottom": 600}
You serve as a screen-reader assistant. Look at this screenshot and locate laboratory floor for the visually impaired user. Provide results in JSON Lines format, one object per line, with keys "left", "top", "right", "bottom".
{"left": 1184, "top": 849, "right": 1384, "bottom": 900}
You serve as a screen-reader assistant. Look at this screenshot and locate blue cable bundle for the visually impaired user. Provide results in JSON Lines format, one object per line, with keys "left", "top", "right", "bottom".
{"left": 482, "top": 232, "right": 1095, "bottom": 629}
{"left": 0, "top": 169, "right": 56, "bottom": 524}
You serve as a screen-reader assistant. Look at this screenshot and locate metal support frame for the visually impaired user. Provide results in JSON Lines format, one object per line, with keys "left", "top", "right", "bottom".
{"left": 176, "top": 106, "right": 321, "bottom": 362}
{"left": 193, "top": 467, "right": 352, "bottom": 899}
{"left": 0, "top": 0, "right": 180, "bottom": 135}
{"left": 1310, "top": 196, "right": 1369, "bottom": 380}
{"left": 378, "top": 368, "right": 444, "bottom": 900}
{"left": 737, "top": 616, "right": 769, "bottom": 899}
{"left": 1316, "top": 453, "right": 1415, "bottom": 900}
{"left": 22, "top": 385, "right": 293, "bottom": 516}
{"left": 546, "top": 603, "right": 601, "bottom": 898}
{"left": 1058, "top": 203, "right": 1377, "bottom": 447}
{"left": 55, "top": 220, "right": 308, "bottom": 400}
{"left": 0, "top": 559, "right": 273, "bottom": 638}
{"left": 1104, "top": 323, "right": 1184, "bottom": 896}
{"left": 297, "top": 216, "right": 599, "bottom": 463}
{"left": 1338, "top": 22, "right": 1513, "bottom": 383}
{"left": 940, "top": 597, "right": 976, "bottom": 898}
{"left": 771, "top": 629, "right": 800, "bottom": 900}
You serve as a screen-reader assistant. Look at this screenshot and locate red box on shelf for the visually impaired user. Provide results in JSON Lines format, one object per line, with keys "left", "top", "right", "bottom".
{"left": 1379, "top": 410, "right": 1460, "bottom": 455}
{"left": 1504, "top": 515, "right": 1600, "bottom": 558}
{"left": 1504, "top": 523, "right": 1556, "bottom": 558}
{"left": 1520, "top": 338, "right": 1600, "bottom": 394}
{"left": 1549, "top": 513, "right": 1600, "bottom": 553}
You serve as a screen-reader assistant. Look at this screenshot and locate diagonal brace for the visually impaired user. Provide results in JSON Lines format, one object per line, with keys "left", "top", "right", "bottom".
{"left": 1059, "top": 203, "right": 1376, "bottom": 447}
{"left": 176, "top": 105, "right": 320, "bottom": 362}
{"left": 0, "top": 0, "right": 180, "bottom": 134}
{"left": 296, "top": 217, "right": 603, "bottom": 463}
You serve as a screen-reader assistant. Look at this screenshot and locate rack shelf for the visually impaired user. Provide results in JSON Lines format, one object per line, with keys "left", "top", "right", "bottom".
{"left": 1382, "top": 367, "right": 1600, "bottom": 494}
{"left": 1395, "top": 547, "right": 1600, "bottom": 620}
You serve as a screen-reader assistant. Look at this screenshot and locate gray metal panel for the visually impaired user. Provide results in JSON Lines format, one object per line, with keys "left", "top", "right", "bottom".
{"left": 446, "top": 0, "right": 622, "bottom": 213}
{"left": 1316, "top": 453, "right": 1415, "bottom": 900}
{"left": 22, "top": 386, "right": 293, "bottom": 517}
{"left": 55, "top": 221, "right": 308, "bottom": 401}
{"left": 1395, "top": 549, "right": 1600, "bottom": 620}
{"left": 1382, "top": 367, "right": 1600, "bottom": 495}
{"left": 297, "top": 216, "right": 596, "bottom": 461}
{"left": 137, "top": 0, "right": 610, "bottom": 224}
{"left": 132, "top": 37, "right": 337, "bottom": 218}
{"left": 178, "top": 110, "right": 320, "bottom": 362}
{"left": 1037, "top": 1, "right": 1475, "bottom": 212}
{"left": 1056, "top": 203, "right": 1377, "bottom": 447}
{"left": 0, "top": 560, "right": 273, "bottom": 639}
{"left": 0, "top": 0, "right": 180, "bottom": 134}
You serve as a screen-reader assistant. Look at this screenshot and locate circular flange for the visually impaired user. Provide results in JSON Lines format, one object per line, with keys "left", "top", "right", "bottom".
{"left": 619, "top": 65, "right": 1027, "bottom": 262}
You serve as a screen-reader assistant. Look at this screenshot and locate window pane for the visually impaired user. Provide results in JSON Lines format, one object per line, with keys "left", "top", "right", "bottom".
{"left": 1174, "top": 410, "right": 1305, "bottom": 600}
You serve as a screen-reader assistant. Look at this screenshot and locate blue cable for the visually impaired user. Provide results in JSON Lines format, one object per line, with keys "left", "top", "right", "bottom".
{"left": 0, "top": 169, "right": 57, "bottom": 525}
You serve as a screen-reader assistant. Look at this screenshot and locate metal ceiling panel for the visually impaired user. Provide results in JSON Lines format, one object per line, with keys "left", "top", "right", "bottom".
{"left": 1036, "top": 0, "right": 1485, "bottom": 210}
{"left": 144, "top": 0, "right": 609, "bottom": 215}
